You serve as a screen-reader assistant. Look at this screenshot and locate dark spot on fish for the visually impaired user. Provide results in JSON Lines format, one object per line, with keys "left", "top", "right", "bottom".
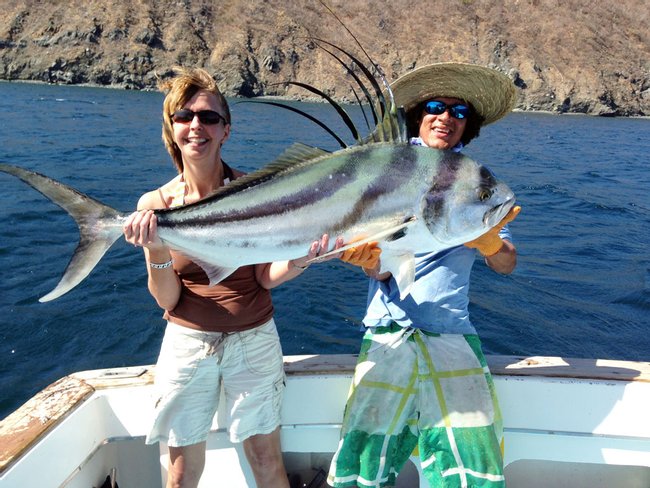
{"left": 422, "top": 152, "right": 463, "bottom": 226}
{"left": 480, "top": 165, "right": 498, "bottom": 187}
{"left": 386, "top": 215, "right": 415, "bottom": 242}
{"left": 331, "top": 145, "right": 418, "bottom": 233}
{"left": 387, "top": 228, "right": 407, "bottom": 241}
{"left": 422, "top": 193, "right": 445, "bottom": 224}
{"left": 282, "top": 237, "right": 305, "bottom": 247}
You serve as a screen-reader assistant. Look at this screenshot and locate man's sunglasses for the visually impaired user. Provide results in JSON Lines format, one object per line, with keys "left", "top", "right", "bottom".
{"left": 170, "top": 109, "right": 227, "bottom": 125}
{"left": 423, "top": 100, "right": 471, "bottom": 120}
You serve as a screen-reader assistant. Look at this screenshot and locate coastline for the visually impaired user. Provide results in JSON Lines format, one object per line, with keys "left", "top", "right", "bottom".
{"left": 1, "top": 79, "right": 648, "bottom": 119}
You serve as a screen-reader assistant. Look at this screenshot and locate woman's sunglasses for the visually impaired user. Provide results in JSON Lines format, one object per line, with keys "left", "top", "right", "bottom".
{"left": 170, "top": 109, "right": 227, "bottom": 125}
{"left": 423, "top": 100, "right": 471, "bottom": 120}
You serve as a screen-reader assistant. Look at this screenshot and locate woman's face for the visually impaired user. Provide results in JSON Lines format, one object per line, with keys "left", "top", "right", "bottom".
{"left": 417, "top": 97, "right": 468, "bottom": 150}
{"left": 172, "top": 89, "right": 230, "bottom": 167}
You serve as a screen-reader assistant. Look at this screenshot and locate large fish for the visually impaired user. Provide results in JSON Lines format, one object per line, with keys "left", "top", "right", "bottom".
{"left": 0, "top": 144, "right": 514, "bottom": 302}
{"left": 0, "top": 44, "right": 515, "bottom": 303}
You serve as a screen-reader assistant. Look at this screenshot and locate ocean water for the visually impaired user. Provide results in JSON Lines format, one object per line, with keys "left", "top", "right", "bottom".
{"left": 0, "top": 81, "right": 648, "bottom": 419}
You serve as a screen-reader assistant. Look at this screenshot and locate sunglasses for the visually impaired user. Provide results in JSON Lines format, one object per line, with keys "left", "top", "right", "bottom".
{"left": 170, "top": 109, "right": 227, "bottom": 125}
{"left": 423, "top": 100, "right": 471, "bottom": 120}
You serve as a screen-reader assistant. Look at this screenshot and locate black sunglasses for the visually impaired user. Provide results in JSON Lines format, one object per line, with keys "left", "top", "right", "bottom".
{"left": 423, "top": 100, "right": 471, "bottom": 120}
{"left": 170, "top": 109, "right": 227, "bottom": 125}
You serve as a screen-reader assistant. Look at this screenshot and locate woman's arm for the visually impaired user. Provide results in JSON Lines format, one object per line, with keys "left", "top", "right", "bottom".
{"left": 255, "top": 235, "right": 343, "bottom": 289}
{"left": 123, "top": 192, "right": 182, "bottom": 310}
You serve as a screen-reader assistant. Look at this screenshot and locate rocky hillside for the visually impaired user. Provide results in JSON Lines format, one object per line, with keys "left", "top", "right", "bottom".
{"left": 1, "top": 0, "right": 648, "bottom": 116}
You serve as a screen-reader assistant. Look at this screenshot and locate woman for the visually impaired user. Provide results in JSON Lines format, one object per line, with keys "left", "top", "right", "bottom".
{"left": 330, "top": 63, "right": 521, "bottom": 488}
{"left": 123, "top": 67, "right": 337, "bottom": 488}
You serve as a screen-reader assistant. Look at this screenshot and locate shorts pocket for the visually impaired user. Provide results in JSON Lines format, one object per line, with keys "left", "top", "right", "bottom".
{"left": 156, "top": 325, "right": 206, "bottom": 386}
{"left": 241, "top": 322, "right": 283, "bottom": 376}
{"left": 272, "top": 377, "right": 285, "bottom": 413}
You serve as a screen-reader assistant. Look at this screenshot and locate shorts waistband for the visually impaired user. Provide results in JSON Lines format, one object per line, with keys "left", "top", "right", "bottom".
{"left": 370, "top": 321, "right": 479, "bottom": 340}
{"left": 166, "top": 318, "right": 275, "bottom": 339}
{"left": 371, "top": 321, "right": 440, "bottom": 338}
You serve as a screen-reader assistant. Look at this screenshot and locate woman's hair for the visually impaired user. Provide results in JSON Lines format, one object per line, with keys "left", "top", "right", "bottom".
{"left": 159, "top": 67, "right": 231, "bottom": 173}
{"left": 406, "top": 100, "right": 485, "bottom": 147}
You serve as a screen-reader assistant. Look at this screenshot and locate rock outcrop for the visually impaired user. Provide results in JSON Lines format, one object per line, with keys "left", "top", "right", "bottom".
{"left": 1, "top": 0, "right": 648, "bottom": 116}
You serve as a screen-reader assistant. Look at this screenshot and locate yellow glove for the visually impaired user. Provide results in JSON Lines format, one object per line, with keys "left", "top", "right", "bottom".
{"left": 340, "top": 241, "right": 381, "bottom": 269}
{"left": 464, "top": 205, "right": 521, "bottom": 257}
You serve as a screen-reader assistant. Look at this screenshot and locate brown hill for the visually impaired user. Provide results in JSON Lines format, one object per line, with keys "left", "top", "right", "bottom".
{"left": 1, "top": 0, "right": 648, "bottom": 116}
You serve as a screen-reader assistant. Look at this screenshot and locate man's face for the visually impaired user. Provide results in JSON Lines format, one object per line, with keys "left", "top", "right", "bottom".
{"left": 417, "top": 97, "right": 468, "bottom": 150}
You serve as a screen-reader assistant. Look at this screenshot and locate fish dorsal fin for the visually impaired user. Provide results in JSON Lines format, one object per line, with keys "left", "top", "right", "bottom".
{"left": 364, "top": 105, "right": 408, "bottom": 145}
{"left": 240, "top": 33, "right": 410, "bottom": 150}
{"left": 308, "top": 38, "right": 409, "bottom": 146}
{"left": 209, "top": 143, "right": 329, "bottom": 196}
{"left": 272, "top": 142, "right": 331, "bottom": 166}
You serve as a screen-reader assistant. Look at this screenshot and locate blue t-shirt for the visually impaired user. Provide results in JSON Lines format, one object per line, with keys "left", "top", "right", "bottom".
{"left": 363, "top": 138, "right": 513, "bottom": 334}
{"left": 363, "top": 226, "right": 512, "bottom": 335}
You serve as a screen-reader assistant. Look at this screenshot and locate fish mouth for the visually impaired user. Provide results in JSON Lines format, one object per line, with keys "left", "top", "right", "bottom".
{"left": 483, "top": 198, "right": 515, "bottom": 227}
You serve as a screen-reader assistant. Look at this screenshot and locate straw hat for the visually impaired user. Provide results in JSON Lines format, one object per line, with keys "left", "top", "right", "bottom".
{"left": 390, "top": 63, "right": 517, "bottom": 125}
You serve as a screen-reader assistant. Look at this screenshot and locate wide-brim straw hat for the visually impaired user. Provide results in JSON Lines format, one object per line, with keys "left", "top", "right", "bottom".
{"left": 390, "top": 63, "right": 517, "bottom": 125}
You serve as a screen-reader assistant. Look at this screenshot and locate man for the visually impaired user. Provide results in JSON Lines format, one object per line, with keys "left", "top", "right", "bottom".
{"left": 331, "top": 63, "right": 520, "bottom": 488}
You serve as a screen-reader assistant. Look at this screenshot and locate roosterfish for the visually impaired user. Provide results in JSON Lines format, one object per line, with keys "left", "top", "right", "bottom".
{"left": 0, "top": 42, "right": 515, "bottom": 303}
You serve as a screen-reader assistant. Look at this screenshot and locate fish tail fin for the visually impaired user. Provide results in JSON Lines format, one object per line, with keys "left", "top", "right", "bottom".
{"left": 0, "top": 164, "right": 124, "bottom": 302}
{"left": 39, "top": 225, "right": 122, "bottom": 303}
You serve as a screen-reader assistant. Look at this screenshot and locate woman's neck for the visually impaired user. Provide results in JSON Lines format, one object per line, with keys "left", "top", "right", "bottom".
{"left": 182, "top": 159, "right": 224, "bottom": 203}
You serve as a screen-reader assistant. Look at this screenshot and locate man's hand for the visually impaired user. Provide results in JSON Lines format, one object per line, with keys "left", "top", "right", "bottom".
{"left": 340, "top": 242, "right": 382, "bottom": 269}
{"left": 464, "top": 206, "right": 521, "bottom": 257}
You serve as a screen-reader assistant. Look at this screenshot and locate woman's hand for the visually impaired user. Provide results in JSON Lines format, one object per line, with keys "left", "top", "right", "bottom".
{"left": 122, "top": 210, "right": 166, "bottom": 251}
{"left": 291, "top": 234, "right": 345, "bottom": 269}
{"left": 124, "top": 209, "right": 180, "bottom": 309}
{"left": 256, "top": 234, "right": 345, "bottom": 289}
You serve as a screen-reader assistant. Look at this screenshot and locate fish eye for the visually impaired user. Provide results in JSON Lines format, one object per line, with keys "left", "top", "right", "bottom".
{"left": 478, "top": 188, "right": 493, "bottom": 202}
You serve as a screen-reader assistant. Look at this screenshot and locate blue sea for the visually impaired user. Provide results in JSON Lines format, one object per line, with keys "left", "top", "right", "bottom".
{"left": 0, "top": 81, "right": 649, "bottom": 420}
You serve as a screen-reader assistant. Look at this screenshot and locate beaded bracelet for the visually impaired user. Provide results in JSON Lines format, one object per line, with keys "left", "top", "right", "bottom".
{"left": 150, "top": 259, "right": 173, "bottom": 269}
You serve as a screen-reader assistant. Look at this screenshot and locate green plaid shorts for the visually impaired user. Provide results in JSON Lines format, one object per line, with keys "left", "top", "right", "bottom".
{"left": 328, "top": 324, "right": 504, "bottom": 488}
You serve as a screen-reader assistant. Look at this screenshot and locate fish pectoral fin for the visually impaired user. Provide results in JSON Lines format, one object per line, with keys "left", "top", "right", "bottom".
{"left": 307, "top": 217, "right": 417, "bottom": 263}
{"left": 203, "top": 265, "right": 238, "bottom": 286}
{"left": 183, "top": 255, "right": 237, "bottom": 286}
{"left": 380, "top": 252, "right": 416, "bottom": 300}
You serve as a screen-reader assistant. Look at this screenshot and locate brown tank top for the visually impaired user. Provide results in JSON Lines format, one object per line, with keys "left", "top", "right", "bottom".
{"left": 161, "top": 162, "right": 274, "bottom": 332}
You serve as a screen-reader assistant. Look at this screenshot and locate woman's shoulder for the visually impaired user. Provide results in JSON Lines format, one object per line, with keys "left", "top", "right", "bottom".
{"left": 232, "top": 167, "right": 246, "bottom": 179}
{"left": 137, "top": 174, "right": 184, "bottom": 210}
{"left": 223, "top": 161, "right": 246, "bottom": 181}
